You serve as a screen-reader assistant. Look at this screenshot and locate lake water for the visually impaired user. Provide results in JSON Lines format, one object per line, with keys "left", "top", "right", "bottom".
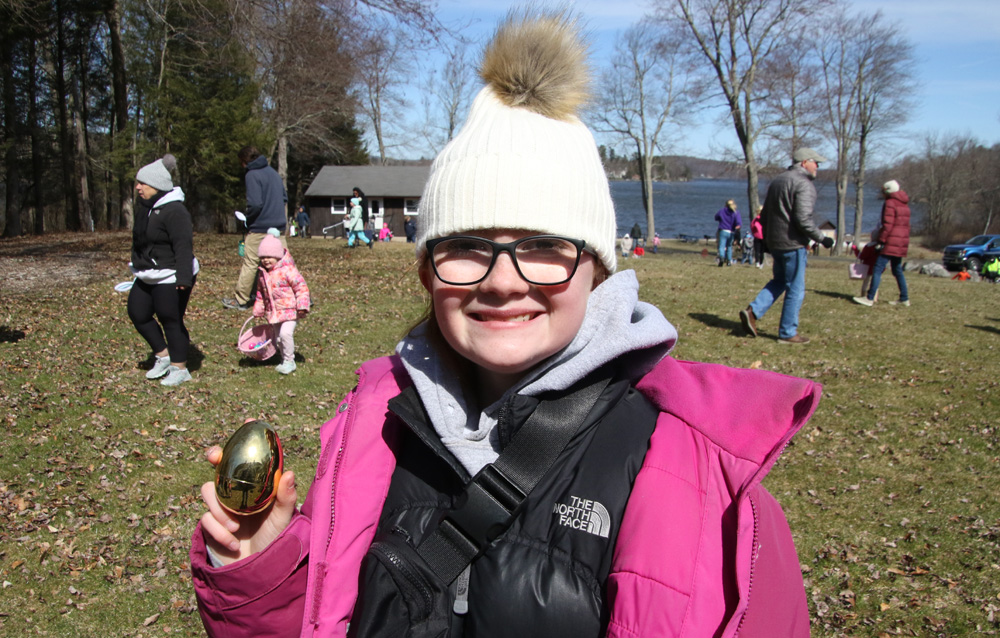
{"left": 611, "top": 178, "right": 923, "bottom": 240}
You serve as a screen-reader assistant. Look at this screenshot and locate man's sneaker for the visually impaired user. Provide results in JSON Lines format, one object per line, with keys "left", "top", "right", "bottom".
{"left": 739, "top": 307, "right": 757, "bottom": 338}
{"left": 222, "top": 297, "right": 252, "bottom": 311}
{"left": 888, "top": 300, "right": 910, "bottom": 307}
{"left": 146, "top": 355, "right": 172, "bottom": 379}
{"left": 276, "top": 361, "right": 297, "bottom": 375}
{"left": 160, "top": 366, "right": 192, "bottom": 386}
{"left": 778, "top": 335, "right": 810, "bottom": 345}
{"left": 852, "top": 296, "right": 874, "bottom": 307}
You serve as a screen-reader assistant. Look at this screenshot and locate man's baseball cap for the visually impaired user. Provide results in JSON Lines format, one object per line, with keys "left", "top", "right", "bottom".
{"left": 792, "top": 147, "right": 828, "bottom": 163}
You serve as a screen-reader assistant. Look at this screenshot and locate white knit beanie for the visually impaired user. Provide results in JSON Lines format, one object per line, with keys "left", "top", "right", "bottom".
{"left": 136, "top": 154, "right": 177, "bottom": 192}
{"left": 883, "top": 179, "right": 900, "bottom": 194}
{"left": 415, "top": 11, "right": 617, "bottom": 274}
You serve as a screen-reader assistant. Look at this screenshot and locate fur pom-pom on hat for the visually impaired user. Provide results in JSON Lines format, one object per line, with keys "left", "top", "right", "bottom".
{"left": 883, "top": 180, "right": 900, "bottom": 194}
{"left": 415, "top": 9, "right": 618, "bottom": 274}
{"left": 258, "top": 235, "right": 284, "bottom": 259}
{"left": 480, "top": 11, "right": 590, "bottom": 120}
{"left": 136, "top": 154, "right": 177, "bottom": 192}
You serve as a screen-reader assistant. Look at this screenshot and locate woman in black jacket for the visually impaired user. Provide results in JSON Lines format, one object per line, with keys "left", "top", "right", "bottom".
{"left": 128, "top": 154, "right": 198, "bottom": 387}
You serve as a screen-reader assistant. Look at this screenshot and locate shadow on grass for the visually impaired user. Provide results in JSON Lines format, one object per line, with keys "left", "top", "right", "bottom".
{"left": 811, "top": 288, "right": 856, "bottom": 301}
{"left": 966, "top": 324, "right": 1000, "bottom": 335}
{"left": 0, "top": 325, "right": 27, "bottom": 343}
{"left": 236, "top": 351, "right": 304, "bottom": 368}
{"left": 688, "top": 312, "right": 758, "bottom": 338}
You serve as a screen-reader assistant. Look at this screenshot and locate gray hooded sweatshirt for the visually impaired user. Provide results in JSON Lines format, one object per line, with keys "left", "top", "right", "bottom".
{"left": 396, "top": 270, "right": 678, "bottom": 475}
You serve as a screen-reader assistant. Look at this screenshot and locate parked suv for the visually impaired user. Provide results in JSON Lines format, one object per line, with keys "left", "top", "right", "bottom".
{"left": 942, "top": 234, "right": 1000, "bottom": 272}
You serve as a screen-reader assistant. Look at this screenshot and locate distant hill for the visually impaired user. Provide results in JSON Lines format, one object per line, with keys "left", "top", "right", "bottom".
{"left": 605, "top": 155, "right": 745, "bottom": 181}
{"left": 384, "top": 154, "right": 747, "bottom": 181}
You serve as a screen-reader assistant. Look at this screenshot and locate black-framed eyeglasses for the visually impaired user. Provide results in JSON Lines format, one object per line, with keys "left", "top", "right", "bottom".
{"left": 425, "top": 235, "right": 588, "bottom": 286}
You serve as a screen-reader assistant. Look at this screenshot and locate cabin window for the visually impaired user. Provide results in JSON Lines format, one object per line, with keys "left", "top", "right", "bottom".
{"left": 332, "top": 198, "right": 347, "bottom": 214}
{"left": 404, "top": 198, "right": 419, "bottom": 214}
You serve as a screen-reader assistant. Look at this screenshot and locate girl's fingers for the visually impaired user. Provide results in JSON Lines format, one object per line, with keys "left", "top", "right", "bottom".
{"left": 201, "top": 481, "right": 240, "bottom": 534}
{"left": 205, "top": 445, "right": 223, "bottom": 466}
{"left": 199, "top": 511, "right": 241, "bottom": 553}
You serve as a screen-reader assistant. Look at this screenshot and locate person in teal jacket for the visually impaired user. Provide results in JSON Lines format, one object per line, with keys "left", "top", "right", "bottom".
{"left": 191, "top": 12, "right": 816, "bottom": 637}
{"left": 345, "top": 197, "right": 372, "bottom": 248}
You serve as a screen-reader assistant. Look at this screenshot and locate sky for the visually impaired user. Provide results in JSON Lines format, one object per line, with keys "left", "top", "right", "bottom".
{"left": 408, "top": 0, "right": 1000, "bottom": 163}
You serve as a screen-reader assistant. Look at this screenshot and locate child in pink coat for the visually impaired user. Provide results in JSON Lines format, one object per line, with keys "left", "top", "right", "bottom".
{"left": 254, "top": 234, "right": 310, "bottom": 374}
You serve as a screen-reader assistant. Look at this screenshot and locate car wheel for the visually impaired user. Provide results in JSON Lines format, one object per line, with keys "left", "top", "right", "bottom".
{"left": 968, "top": 257, "right": 983, "bottom": 273}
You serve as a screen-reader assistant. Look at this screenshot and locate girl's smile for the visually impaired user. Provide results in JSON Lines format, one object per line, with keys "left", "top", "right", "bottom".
{"left": 420, "top": 229, "right": 597, "bottom": 401}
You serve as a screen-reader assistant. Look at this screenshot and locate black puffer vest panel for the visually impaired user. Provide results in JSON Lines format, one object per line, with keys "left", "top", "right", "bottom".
{"left": 347, "top": 376, "right": 659, "bottom": 638}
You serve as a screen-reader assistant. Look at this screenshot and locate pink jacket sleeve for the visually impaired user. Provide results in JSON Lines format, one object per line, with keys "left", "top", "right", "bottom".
{"left": 191, "top": 491, "right": 318, "bottom": 637}
{"left": 287, "top": 265, "right": 311, "bottom": 313}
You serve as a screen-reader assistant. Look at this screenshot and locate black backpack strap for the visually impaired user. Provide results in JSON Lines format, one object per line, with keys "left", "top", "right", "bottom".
{"left": 415, "top": 375, "right": 611, "bottom": 584}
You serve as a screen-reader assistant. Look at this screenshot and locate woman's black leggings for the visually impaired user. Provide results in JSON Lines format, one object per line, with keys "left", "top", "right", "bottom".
{"left": 127, "top": 278, "right": 195, "bottom": 363}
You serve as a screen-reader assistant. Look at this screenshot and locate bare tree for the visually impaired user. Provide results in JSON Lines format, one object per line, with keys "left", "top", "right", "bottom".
{"left": 849, "top": 13, "right": 915, "bottom": 241}
{"left": 419, "top": 40, "right": 477, "bottom": 156}
{"left": 817, "top": 7, "right": 863, "bottom": 254}
{"left": 755, "top": 39, "right": 825, "bottom": 166}
{"left": 816, "top": 8, "right": 915, "bottom": 252}
{"left": 592, "top": 20, "right": 696, "bottom": 239}
{"left": 896, "top": 133, "right": 981, "bottom": 243}
{"left": 654, "top": 0, "right": 833, "bottom": 216}
{"left": 354, "top": 19, "right": 414, "bottom": 164}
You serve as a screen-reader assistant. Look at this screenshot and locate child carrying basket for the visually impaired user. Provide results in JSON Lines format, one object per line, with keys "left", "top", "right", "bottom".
{"left": 237, "top": 232, "right": 310, "bottom": 374}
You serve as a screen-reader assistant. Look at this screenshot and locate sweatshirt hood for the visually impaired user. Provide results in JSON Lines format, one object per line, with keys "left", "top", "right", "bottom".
{"left": 246, "top": 155, "right": 269, "bottom": 171}
{"left": 396, "top": 269, "right": 677, "bottom": 474}
{"left": 153, "top": 186, "right": 186, "bottom": 207}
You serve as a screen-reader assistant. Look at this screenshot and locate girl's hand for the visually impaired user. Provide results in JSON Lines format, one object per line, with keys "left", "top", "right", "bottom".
{"left": 198, "top": 444, "right": 297, "bottom": 566}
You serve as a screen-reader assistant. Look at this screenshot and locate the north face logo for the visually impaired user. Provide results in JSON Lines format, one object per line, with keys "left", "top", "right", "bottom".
{"left": 552, "top": 495, "right": 611, "bottom": 538}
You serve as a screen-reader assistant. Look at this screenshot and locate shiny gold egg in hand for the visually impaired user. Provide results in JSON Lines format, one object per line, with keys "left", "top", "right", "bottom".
{"left": 215, "top": 420, "right": 283, "bottom": 515}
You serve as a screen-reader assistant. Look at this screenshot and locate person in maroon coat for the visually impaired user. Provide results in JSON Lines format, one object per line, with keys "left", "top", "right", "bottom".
{"left": 853, "top": 180, "right": 911, "bottom": 306}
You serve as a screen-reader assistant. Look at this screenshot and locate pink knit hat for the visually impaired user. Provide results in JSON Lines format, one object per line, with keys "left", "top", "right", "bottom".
{"left": 258, "top": 235, "right": 284, "bottom": 259}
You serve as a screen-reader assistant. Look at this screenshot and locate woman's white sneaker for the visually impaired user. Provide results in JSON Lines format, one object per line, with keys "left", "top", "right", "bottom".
{"left": 160, "top": 366, "right": 192, "bottom": 386}
{"left": 146, "top": 356, "right": 172, "bottom": 379}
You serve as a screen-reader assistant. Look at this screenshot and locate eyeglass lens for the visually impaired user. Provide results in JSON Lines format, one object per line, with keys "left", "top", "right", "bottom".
{"left": 431, "top": 236, "right": 581, "bottom": 285}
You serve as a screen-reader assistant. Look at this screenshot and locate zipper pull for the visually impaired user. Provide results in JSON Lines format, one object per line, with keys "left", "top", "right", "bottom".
{"left": 453, "top": 564, "right": 471, "bottom": 615}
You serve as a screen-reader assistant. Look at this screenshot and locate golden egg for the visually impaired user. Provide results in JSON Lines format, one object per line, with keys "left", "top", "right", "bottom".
{"left": 214, "top": 420, "right": 283, "bottom": 515}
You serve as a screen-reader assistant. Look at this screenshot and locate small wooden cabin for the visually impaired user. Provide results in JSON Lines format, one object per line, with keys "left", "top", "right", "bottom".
{"left": 303, "top": 166, "right": 430, "bottom": 239}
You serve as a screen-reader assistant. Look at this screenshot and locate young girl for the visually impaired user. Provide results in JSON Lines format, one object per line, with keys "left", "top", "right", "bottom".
{"left": 378, "top": 223, "right": 393, "bottom": 242}
{"left": 857, "top": 238, "right": 881, "bottom": 302}
{"left": 192, "top": 12, "right": 818, "bottom": 637}
{"left": 346, "top": 197, "right": 372, "bottom": 248}
{"left": 253, "top": 233, "right": 310, "bottom": 374}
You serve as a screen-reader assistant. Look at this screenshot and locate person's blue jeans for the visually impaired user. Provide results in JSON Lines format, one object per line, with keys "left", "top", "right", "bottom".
{"left": 868, "top": 254, "right": 908, "bottom": 302}
{"left": 717, "top": 229, "right": 734, "bottom": 263}
{"left": 348, "top": 230, "right": 371, "bottom": 247}
{"left": 749, "top": 248, "right": 808, "bottom": 339}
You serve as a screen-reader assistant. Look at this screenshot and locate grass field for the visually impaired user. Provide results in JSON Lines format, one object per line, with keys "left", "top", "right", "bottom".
{"left": 0, "top": 232, "right": 997, "bottom": 636}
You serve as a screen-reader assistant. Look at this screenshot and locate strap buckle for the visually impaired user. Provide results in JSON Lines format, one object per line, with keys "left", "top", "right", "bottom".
{"left": 439, "top": 464, "right": 526, "bottom": 556}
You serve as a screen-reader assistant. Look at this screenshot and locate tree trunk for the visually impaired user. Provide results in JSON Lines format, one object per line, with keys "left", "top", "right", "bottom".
{"left": 1, "top": 33, "right": 22, "bottom": 237}
{"left": 54, "top": 0, "right": 80, "bottom": 231}
{"left": 834, "top": 148, "right": 850, "bottom": 256}
{"left": 639, "top": 151, "right": 656, "bottom": 239}
{"left": 852, "top": 129, "right": 868, "bottom": 241}
{"left": 28, "top": 37, "right": 44, "bottom": 235}
{"left": 70, "top": 78, "right": 94, "bottom": 232}
{"left": 75, "top": 31, "right": 98, "bottom": 231}
{"left": 277, "top": 133, "right": 290, "bottom": 232}
{"left": 106, "top": 0, "right": 131, "bottom": 230}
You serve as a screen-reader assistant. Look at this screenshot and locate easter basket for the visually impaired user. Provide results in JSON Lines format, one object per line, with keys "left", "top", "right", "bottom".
{"left": 237, "top": 316, "right": 276, "bottom": 361}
